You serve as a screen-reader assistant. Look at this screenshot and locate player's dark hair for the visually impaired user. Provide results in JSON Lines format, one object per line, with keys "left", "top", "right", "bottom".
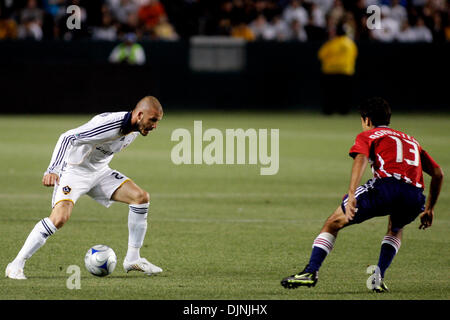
{"left": 358, "top": 97, "right": 391, "bottom": 126}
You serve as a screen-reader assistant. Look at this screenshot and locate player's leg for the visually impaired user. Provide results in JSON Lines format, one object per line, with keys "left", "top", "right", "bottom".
{"left": 92, "top": 171, "right": 162, "bottom": 276}
{"left": 5, "top": 201, "right": 73, "bottom": 280}
{"left": 371, "top": 217, "right": 403, "bottom": 292}
{"left": 378, "top": 217, "right": 402, "bottom": 279}
{"left": 306, "top": 205, "right": 348, "bottom": 270}
{"left": 111, "top": 179, "right": 150, "bottom": 261}
{"left": 281, "top": 206, "right": 346, "bottom": 288}
{"left": 49, "top": 200, "right": 74, "bottom": 228}
{"left": 6, "top": 168, "right": 89, "bottom": 280}
{"left": 371, "top": 179, "right": 425, "bottom": 292}
{"left": 281, "top": 179, "right": 383, "bottom": 289}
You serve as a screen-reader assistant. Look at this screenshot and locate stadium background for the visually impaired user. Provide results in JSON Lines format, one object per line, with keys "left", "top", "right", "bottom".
{"left": 0, "top": 0, "right": 449, "bottom": 112}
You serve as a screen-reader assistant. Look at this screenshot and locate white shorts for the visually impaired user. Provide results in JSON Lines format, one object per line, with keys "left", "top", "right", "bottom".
{"left": 52, "top": 165, "right": 130, "bottom": 208}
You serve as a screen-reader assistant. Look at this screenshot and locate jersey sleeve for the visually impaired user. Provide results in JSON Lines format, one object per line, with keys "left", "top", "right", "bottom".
{"left": 44, "top": 129, "right": 77, "bottom": 175}
{"left": 349, "top": 132, "right": 371, "bottom": 158}
{"left": 71, "top": 114, "right": 124, "bottom": 147}
{"left": 420, "top": 148, "right": 440, "bottom": 175}
{"left": 44, "top": 113, "right": 125, "bottom": 175}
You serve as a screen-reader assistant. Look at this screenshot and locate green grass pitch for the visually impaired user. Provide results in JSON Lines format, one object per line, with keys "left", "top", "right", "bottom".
{"left": 0, "top": 111, "right": 449, "bottom": 300}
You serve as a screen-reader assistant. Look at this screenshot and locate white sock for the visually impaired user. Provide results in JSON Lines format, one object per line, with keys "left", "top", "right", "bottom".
{"left": 312, "top": 232, "right": 336, "bottom": 255}
{"left": 381, "top": 235, "right": 401, "bottom": 254}
{"left": 126, "top": 203, "right": 149, "bottom": 262}
{"left": 13, "top": 218, "right": 57, "bottom": 269}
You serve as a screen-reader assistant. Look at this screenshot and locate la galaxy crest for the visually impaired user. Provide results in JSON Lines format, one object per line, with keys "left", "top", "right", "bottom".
{"left": 62, "top": 185, "right": 72, "bottom": 195}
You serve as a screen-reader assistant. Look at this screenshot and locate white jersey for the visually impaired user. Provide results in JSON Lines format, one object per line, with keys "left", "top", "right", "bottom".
{"left": 45, "top": 111, "right": 139, "bottom": 175}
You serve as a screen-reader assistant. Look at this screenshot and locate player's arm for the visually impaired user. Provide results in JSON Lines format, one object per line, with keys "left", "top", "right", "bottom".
{"left": 419, "top": 150, "right": 444, "bottom": 230}
{"left": 42, "top": 130, "right": 77, "bottom": 187}
{"left": 345, "top": 153, "right": 369, "bottom": 221}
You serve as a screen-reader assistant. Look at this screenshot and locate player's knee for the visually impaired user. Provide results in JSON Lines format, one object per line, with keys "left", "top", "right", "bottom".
{"left": 50, "top": 201, "right": 73, "bottom": 229}
{"left": 324, "top": 214, "right": 346, "bottom": 231}
{"left": 133, "top": 189, "right": 150, "bottom": 204}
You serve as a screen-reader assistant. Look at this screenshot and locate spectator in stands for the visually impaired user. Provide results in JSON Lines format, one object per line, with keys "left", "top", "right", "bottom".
{"left": 283, "top": 0, "right": 308, "bottom": 27}
{"left": 327, "top": 0, "right": 345, "bottom": 26}
{"left": 138, "top": 0, "right": 167, "bottom": 31}
{"left": 92, "top": 9, "right": 117, "bottom": 41}
{"left": 270, "top": 14, "right": 291, "bottom": 41}
{"left": 396, "top": 20, "right": 416, "bottom": 42}
{"left": 411, "top": 16, "right": 433, "bottom": 42}
{"left": 111, "top": 0, "right": 138, "bottom": 25}
{"left": 318, "top": 23, "right": 358, "bottom": 114}
{"left": 231, "top": 20, "right": 255, "bottom": 41}
{"left": 54, "top": 0, "right": 88, "bottom": 40}
{"left": 310, "top": 2, "right": 326, "bottom": 28}
{"left": 154, "top": 15, "right": 179, "bottom": 40}
{"left": 18, "top": 0, "right": 44, "bottom": 41}
{"left": 342, "top": 11, "right": 357, "bottom": 39}
{"left": 286, "top": 18, "right": 307, "bottom": 41}
{"left": 109, "top": 32, "right": 146, "bottom": 65}
{"left": 304, "top": 14, "right": 327, "bottom": 41}
{"left": 216, "top": 1, "right": 234, "bottom": 36}
{"left": 0, "top": 5, "right": 17, "bottom": 39}
{"left": 445, "top": 11, "right": 450, "bottom": 41}
{"left": 18, "top": 16, "right": 43, "bottom": 40}
{"left": 431, "top": 11, "right": 446, "bottom": 42}
{"left": 117, "top": 10, "right": 140, "bottom": 38}
{"left": 312, "top": 0, "right": 334, "bottom": 14}
{"left": 370, "top": 5, "right": 400, "bottom": 42}
{"left": 1, "top": 0, "right": 449, "bottom": 43}
{"left": 44, "top": 0, "right": 66, "bottom": 17}
{"left": 390, "top": 0, "right": 408, "bottom": 25}
{"left": 20, "top": 0, "right": 43, "bottom": 26}
{"left": 249, "top": 13, "right": 272, "bottom": 40}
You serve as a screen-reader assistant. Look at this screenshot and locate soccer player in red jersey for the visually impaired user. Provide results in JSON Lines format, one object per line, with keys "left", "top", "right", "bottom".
{"left": 281, "top": 97, "right": 444, "bottom": 291}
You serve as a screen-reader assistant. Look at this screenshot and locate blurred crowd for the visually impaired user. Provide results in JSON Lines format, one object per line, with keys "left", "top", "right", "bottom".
{"left": 0, "top": 0, "right": 449, "bottom": 42}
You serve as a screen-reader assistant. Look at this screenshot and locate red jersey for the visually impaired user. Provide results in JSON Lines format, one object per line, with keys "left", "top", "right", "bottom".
{"left": 349, "top": 126, "right": 440, "bottom": 189}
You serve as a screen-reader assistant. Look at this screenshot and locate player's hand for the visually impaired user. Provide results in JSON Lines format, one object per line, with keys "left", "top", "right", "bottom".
{"left": 419, "top": 209, "right": 434, "bottom": 230}
{"left": 42, "top": 173, "right": 59, "bottom": 187}
{"left": 345, "top": 193, "right": 357, "bottom": 222}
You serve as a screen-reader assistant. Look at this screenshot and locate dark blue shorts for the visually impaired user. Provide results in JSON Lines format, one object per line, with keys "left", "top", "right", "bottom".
{"left": 341, "top": 178, "right": 426, "bottom": 232}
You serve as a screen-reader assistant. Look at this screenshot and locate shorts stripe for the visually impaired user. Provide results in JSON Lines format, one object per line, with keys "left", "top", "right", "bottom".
{"left": 53, "top": 199, "right": 75, "bottom": 208}
{"left": 116, "top": 178, "right": 130, "bottom": 190}
{"left": 343, "top": 179, "right": 376, "bottom": 206}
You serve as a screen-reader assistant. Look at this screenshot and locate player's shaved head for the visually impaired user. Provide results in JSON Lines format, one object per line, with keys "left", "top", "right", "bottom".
{"left": 131, "top": 96, "right": 163, "bottom": 136}
{"left": 134, "top": 96, "right": 163, "bottom": 114}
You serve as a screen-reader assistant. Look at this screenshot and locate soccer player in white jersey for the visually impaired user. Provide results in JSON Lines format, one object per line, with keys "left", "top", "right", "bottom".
{"left": 6, "top": 96, "right": 164, "bottom": 280}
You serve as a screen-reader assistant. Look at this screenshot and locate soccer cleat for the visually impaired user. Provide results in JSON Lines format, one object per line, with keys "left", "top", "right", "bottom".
{"left": 123, "top": 258, "right": 162, "bottom": 276}
{"left": 5, "top": 263, "right": 27, "bottom": 280}
{"left": 281, "top": 265, "right": 318, "bottom": 289}
{"left": 372, "top": 279, "right": 389, "bottom": 293}
{"left": 367, "top": 270, "right": 389, "bottom": 292}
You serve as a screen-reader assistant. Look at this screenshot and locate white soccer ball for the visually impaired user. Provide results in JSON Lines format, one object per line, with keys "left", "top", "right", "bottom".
{"left": 84, "top": 244, "right": 117, "bottom": 277}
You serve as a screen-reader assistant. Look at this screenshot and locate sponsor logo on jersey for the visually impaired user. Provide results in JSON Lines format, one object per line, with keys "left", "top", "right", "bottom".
{"left": 95, "top": 146, "right": 114, "bottom": 156}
